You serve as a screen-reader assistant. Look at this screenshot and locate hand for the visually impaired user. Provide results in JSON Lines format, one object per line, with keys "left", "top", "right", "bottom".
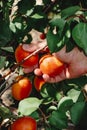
{"left": 34, "top": 46, "right": 87, "bottom": 83}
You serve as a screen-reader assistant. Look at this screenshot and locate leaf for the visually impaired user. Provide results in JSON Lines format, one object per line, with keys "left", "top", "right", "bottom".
{"left": 18, "top": 97, "right": 42, "bottom": 116}
{"left": 0, "top": 56, "right": 6, "bottom": 69}
{"left": 47, "top": 29, "right": 65, "bottom": 53}
{"left": 40, "top": 83, "right": 57, "bottom": 99}
{"left": 61, "top": 6, "right": 80, "bottom": 19}
{"left": 15, "top": 22, "right": 22, "bottom": 30}
{"left": 49, "top": 18, "right": 65, "bottom": 30}
{"left": 1, "top": 46, "right": 14, "bottom": 52}
{"left": 49, "top": 110, "right": 68, "bottom": 129}
{"left": 0, "top": 21, "right": 12, "bottom": 45}
{"left": 67, "top": 89, "right": 81, "bottom": 103}
{"left": 30, "top": 111, "right": 39, "bottom": 120}
{"left": 18, "top": 0, "right": 35, "bottom": 14}
{"left": 31, "top": 13, "right": 44, "bottom": 19}
{"left": 9, "top": 22, "right": 16, "bottom": 33}
{"left": 72, "top": 23, "right": 87, "bottom": 54}
{"left": 0, "top": 106, "right": 12, "bottom": 119}
{"left": 58, "top": 96, "right": 73, "bottom": 112}
{"left": 70, "top": 102, "right": 85, "bottom": 125}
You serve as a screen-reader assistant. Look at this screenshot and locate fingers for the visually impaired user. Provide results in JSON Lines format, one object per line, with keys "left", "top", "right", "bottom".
{"left": 42, "top": 69, "right": 67, "bottom": 83}
{"left": 23, "top": 64, "right": 38, "bottom": 73}
{"left": 22, "top": 44, "right": 38, "bottom": 52}
{"left": 22, "top": 40, "right": 47, "bottom": 53}
{"left": 34, "top": 67, "right": 68, "bottom": 83}
{"left": 34, "top": 68, "right": 43, "bottom": 76}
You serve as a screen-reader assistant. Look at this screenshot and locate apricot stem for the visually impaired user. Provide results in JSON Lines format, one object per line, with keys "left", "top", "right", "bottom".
{"left": 39, "top": 108, "right": 49, "bottom": 127}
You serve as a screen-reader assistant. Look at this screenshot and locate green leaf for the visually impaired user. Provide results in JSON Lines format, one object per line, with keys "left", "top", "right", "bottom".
{"left": 31, "top": 13, "right": 44, "bottom": 19}
{"left": 0, "top": 106, "right": 12, "bottom": 119}
{"left": 49, "top": 110, "right": 68, "bottom": 129}
{"left": 47, "top": 29, "right": 65, "bottom": 53}
{"left": 40, "top": 83, "right": 57, "bottom": 99}
{"left": 67, "top": 89, "right": 81, "bottom": 103}
{"left": 0, "top": 56, "right": 6, "bottom": 69}
{"left": 72, "top": 23, "right": 87, "bottom": 54}
{"left": 15, "top": 22, "right": 22, "bottom": 30}
{"left": 30, "top": 111, "right": 39, "bottom": 120}
{"left": 1, "top": 46, "right": 14, "bottom": 52}
{"left": 58, "top": 96, "right": 73, "bottom": 112}
{"left": 9, "top": 22, "right": 16, "bottom": 33}
{"left": 18, "top": 0, "right": 35, "bottom": 14}
{"left": 70, "top": 102, "right": 85, "bottom": 125}
{"left": 0, "top": 21, "right": 12, "bottom": 45}
{"left": 61, "top": 6, "right": 80, "bottom": 19}
{"left": 50, "top": 18, "right": 65, "bottom": 28}
{"left": 18, "top": 97, "right": 42, "bottom": 116}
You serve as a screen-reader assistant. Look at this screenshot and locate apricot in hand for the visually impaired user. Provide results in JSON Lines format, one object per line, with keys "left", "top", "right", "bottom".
{"left": 39, "top": 54, "right": 65, "bottom": 77}
{"left": 11, "top": 76, "right": 32, "bottom": 101}
{"left": 8, "top": 116, "right": 37, "bottom": 130}
{"left": 15, "top": 44, "right": 39, "bottom": 68}
{"left": 34, "top": 76, "right": 45, "bottom": 91}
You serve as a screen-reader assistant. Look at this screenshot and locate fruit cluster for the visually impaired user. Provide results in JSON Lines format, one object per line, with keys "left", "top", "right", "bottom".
{"left": 9, "top": 39, "right": 65, "bottom": 130}
{"left": 13, "top": 41, "right": 65, "bottom": 99}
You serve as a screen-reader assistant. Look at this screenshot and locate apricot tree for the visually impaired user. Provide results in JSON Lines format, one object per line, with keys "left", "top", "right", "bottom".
{"left": 0, "top": 0, "right": 87, "bottom": 130}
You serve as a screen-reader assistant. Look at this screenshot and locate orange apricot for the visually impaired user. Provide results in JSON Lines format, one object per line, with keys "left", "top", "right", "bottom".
{"left": 8, "top": 116, "right": 37, "bottom": 130}
{"left": 34, "top": 76, "right": 45, "bottom": 91}
{"left": 15, "top": 44, "right": 39, "bottom": 68}
{"left": 11, "top": 76, "right": 32, "bottom": 101}
{"left": 39, "top": 54, "right": 65, "bottom": 77}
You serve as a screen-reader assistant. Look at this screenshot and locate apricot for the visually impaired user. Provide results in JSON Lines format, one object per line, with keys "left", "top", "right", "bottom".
{"left": 34, "top": 76, "right": 45, "bottom": 91}
{"left": 15, "top": 44, "right": 39, "bottom": 68}
{"left": 39, "top": 54, "right": 65, "bottom": 77}
{"left": 11, "top": 76, "right": 32, "bottom": 101}
{"left": 8, "top": 116, "right": 37, "bottom": 130}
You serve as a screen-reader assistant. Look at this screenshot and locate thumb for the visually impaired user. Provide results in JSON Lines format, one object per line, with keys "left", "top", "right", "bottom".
{"left": 22, "top": 44, "right": 37, "bottom": 52}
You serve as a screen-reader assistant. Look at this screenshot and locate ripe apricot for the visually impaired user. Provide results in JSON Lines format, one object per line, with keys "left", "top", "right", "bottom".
{"left": 15, "top": 44, "right": 39, "bottom": 68}
{"left": 34, "top": 76, "right": 45, "bottom": 91}
{"left": 39, "top": 54, "right": 65, "bottom": 77}
{"left": 11, "top": 76, "right": 32, "bottom": 101}
{"left": 8, "top": 116, "right": 37, "bottom": 130}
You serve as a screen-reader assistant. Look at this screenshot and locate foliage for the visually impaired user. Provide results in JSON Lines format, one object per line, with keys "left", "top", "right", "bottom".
{"left": 0, "top": 0, "right": 87, "bottom": 130}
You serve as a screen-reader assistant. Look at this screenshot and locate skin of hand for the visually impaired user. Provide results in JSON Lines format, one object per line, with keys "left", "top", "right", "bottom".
{"left": 34, "top": 45, "right": 87, "bottom": 83}
{"left": 22, "top": 40, "right": 87, "bottom": 83}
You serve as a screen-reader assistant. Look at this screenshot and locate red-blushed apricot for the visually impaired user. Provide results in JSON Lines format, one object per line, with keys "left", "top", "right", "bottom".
{"left": 39, "top": 54, "right": 65, "bottom": 77}
{"left": 8, "top": 116, "right": 37, "bottom": 130}
{"left": 15, "top": 44, "right": 39, "bottom": 68}
{"left": 34, "top": 76, "right": 45, "bottom": 91}
{"left": 11, "top": 76, "right": 32, "bottom": 101}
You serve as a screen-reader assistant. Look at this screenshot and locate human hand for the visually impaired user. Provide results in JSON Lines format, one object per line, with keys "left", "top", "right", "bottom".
{"left": 34, "top": 46, "right": 87, "bottom": 83}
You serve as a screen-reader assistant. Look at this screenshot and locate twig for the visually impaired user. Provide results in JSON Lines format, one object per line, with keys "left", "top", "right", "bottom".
{"left": 39, "top": 107, "right": 50, "bottom": 127}
{"left": 0, "top": 71, "right": 16, "bottom": 98}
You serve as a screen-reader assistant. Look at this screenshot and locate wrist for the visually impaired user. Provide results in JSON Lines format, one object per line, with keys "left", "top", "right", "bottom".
{"left": 83, "top": 54, "right": 87, "bottom": 74}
